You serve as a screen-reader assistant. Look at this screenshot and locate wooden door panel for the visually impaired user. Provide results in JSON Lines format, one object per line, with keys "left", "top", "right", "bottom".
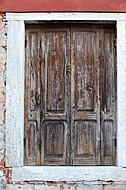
{"left": 73, "top": 31, "right": 96, "bottom": 111}
{"left": 101, "top": 121, "right": 116, "bottom": 165}
{"left": 99, "top": 27, "right": 116, "bottom": 165}
{"left": 27, "top": 121, "right": 37, "bottom": 163}
{"left": 40, "top": 25, "right": 70, "bottom": 165}
{"left": 99, "top": 29, "right": 116, "bottom": 113}
{"left": 41, "top": 121, "right": 68, "bottom": 165}
{"left": 25, "top": 24, "right": 116, "bottom": 166}
{"left": 28, "top": 32, "right": 41, "bottom": 111}
{"left": 45, "top": 32, "right": 66, "bottom": 111}
{"left": 45, "top": 122, "right": 65, "bottom": 156}
{"left": 71, "top": 25, "right": 100, "bottom": 165}
{"left": 25, "top": 28, "right": 42, "bottom": 165}
{"left": 25, "top": 25, "right": 70, "bottom": 165}
{"left": 74, "top": 121, "right": 99, "bottom": 165}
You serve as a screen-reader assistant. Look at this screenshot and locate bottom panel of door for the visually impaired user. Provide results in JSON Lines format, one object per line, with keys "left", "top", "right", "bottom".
{"left": 41, "top": 121, "right": 69, "bottom": 165}
{"left": 72, "top": 121, "right": 100, "bottom": 165}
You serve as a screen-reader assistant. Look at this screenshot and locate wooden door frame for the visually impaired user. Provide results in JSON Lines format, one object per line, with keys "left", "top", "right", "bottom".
{"left": 6, "top": 13, "right": 126, "bottom": 182}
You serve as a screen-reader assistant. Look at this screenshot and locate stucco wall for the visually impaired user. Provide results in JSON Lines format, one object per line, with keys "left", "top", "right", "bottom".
{"left": 0, "top": 0, "right": 126, "bottom": 12}
{"left": 0, "top": 13, "right": 126, "bottom": 189}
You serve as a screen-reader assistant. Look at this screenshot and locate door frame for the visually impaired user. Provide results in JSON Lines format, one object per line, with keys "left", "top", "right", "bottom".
{"left": 6, "top": 13, "right": 126, "bottom": 182}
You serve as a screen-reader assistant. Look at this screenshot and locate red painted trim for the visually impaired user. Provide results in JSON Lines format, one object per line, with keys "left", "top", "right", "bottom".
{"left": 0, "top": 0, "right": 126, "bottom": 12}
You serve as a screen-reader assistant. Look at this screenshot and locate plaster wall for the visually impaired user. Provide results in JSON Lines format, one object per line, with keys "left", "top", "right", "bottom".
{"left": 0, "top": 0, "right": 126, "bottom": 12}
{"left": 0, "top": 13, "right": 126, "bottom": 189}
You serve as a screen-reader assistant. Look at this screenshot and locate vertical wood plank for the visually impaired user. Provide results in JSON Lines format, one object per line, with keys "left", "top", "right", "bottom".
{"left": 71, "top": 24, "right": 100, "bottom": 165}
{"left": 99, "top": 25, "right": 116, "bottom": 165}
{"left": 40, "top": 25, "right": 70, "bottom": 165}
{"left": 25, "top": 26, "right": 42, "bottom": 165}
{"left": 71, "top": 24, "right": 116, "bottom": 166}
{"left": 45, "top": 32, "right": 66, "bottom": 111}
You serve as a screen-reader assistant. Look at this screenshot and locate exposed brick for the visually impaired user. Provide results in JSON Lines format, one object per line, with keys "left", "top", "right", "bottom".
{"left": 59, "top": 184, "right": 75, "bottom": 190}
{"left": 0, "top": 22, "right": 5, "bottom": 30}
{"left": 0, "top": 47, "right": 6, "bottom": 57}
{"left": 0, "top": 90, "right": 5, "bottom": 101}
{"left": 0, "top": 175, "right": 6, "bottom": 190}
{"left": 6, "top": 169, "right": 12, "bottom": 184}
{"left": 0, "top": 111, "right": 5, "bottom": 125}
{"left": 0, "top": 14, "right": 3, "bottom": 20}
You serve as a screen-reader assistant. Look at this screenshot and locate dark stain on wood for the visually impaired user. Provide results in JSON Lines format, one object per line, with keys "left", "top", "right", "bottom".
{"left": 25, "top": 24, "right": 116, "bottom": 166}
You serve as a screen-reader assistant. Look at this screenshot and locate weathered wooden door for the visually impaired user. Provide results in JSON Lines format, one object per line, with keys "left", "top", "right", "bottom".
{"left": 25, "top": 24, "right": 116, "bottom": 166}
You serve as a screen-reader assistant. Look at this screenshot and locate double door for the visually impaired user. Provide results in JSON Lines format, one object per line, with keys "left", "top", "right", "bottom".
{"left": 25, "top": 24, "right": 116, "bottom": 165}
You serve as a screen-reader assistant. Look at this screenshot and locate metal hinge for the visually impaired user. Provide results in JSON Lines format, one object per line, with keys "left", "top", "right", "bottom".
{"left": 114, "top": 137, "right": 117, "bottom": 148}
{"left": 71, "top": 159, "right": 73, "bottom": 165}
{"left": 23, "top": 138, "right": 26, "bottom": 146}
{"left": 25, "top": 40, "right": 27, "bottom": 48}
{"left": 40, "top": 40, "right": 41, "bottom": 49}
{"left": 114, "top": 38, "right": 117, "bottom": 49}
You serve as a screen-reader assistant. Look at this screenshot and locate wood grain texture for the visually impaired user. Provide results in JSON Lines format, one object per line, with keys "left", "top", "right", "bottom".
{"left": 73, "top": 31, "right": 95, "bottom": 111}
{"left": 74, "top": 121, "right": 98, "bottom": 165}
{"left": 45, "top": 32, "right": 65, "bottom": 111}
{"left": 71, "top": 25, "right": 100, "bottom": 165}
{"left": 99, "top": 26, "right": 116, "bottom": 165}
{"left": 25, "top": 27, "right": 42, "bottom": 165}
{"left": 25, "top": 24, "right": 116, "bottom": 166}
{"left": 25, "top": 25, "right": 70, "bottom": 165}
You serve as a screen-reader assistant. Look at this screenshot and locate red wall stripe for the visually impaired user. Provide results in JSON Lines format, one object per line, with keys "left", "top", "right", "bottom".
{"left": 0, "top": 0, "right": 126, "bottom": 12}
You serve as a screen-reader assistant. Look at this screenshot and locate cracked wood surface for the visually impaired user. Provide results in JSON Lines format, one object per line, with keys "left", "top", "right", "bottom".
{"left": 25, "top": 24, "right": 116, "bottom": 166}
